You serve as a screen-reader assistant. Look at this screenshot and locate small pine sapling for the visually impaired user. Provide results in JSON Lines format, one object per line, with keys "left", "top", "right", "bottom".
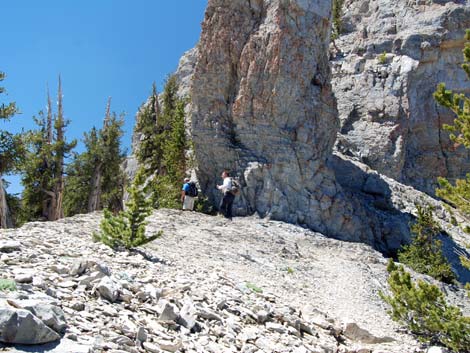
{"left": 397, "top": 204, "right": 455, "bottom": 284}
{"left": 378, "top": 51, "right": 388, "bottom": 64}
{"left": 94, "top": 169, "right": 162, "bottom": 249}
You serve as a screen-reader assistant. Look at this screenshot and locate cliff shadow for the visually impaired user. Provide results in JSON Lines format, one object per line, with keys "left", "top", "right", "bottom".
{"left": 440, "top": 233, "right": 470, "bottom": 284}
{"left": 330, "top": 153, "right": 470, "bottom": 284}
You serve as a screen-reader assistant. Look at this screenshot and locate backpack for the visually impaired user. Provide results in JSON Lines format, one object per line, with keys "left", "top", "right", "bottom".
{"left": 230, "top": 179, "right": 240, "bottom": 195}
{"left": 187, "top": 182, "right": 198, "bottom": 197}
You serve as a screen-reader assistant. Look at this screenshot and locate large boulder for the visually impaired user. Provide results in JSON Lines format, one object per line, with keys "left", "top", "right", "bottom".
{"left": 0, "top": 307, "right": 60, "bottom": 344}
{"left": 332, "top": 0, "right": 470, "bottom": 195}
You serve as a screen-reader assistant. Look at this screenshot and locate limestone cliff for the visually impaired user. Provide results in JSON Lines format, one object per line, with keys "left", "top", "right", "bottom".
{"left": 332, "top": 0, "right": 470, "bottom": 195}
{"left": 189, "top": 0, "right": 392, "bottom": 246}
{"left": 127, "top": 0, "right": 470, "bottom": 251}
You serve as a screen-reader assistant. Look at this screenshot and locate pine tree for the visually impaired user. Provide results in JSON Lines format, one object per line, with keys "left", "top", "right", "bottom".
{"left": 0, "top": 72, "right": 17, "bottom": 119}
{"left": 434, "top": 30, "right": 470, "bottom": 270}
{"left": 163, "top": 95, "right": 187, "bottom": 180}
{"left": 434, "top": 30, "right": 470, "bottom": 149}
{"left": 331, "top": 0, "right": 345, "bottom": 41}
{"left": 22, "top": 78, "right": 76, "bottom": 221}
{"left": 0, "top": 71, "right": 23, "bottom": 228}
{"left": 63, "top": 128, "right": 100, "bottom": 216}
{"left": 100, "top": 109, "right": 125, "bottom": 212}
{"left": 135, "top": 82, "right": 161, "bottom": 175}
{"left": 50, "top": 76, "right": 74, "bottom": 220}
{"left": 133, "top": 76, "right": 188, "bottom": 209}
{"left": 381, "top": 262, "right": 470, "bottom": 352}
{"left": 398, "top": 205, "right": 455, "bottom": 284}
{"left": 435, "top": 29, "right": 470, "bottom": 211}
{"left": 64, "top": 98, "right": 125, "bottom": 216}
{"left": 21, "top": 112, "right": 54, "bottom": 221}
{"left": 154, "top": 76, "right": 187, "bottom": 208}
{"left": 94, "top": 168, "right": 162, "bottom": 249}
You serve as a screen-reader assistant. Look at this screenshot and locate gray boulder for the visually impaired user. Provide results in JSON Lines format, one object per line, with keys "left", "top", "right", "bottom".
{"left": 23, "top": 303, "right": 67, "bottom": 334}
{"left": 95, "top": 276, "right": 121, "bottom": 303}
{"left": 158, "top": 301, "right": 179, "bottom": 322}
{"left": 0, "top": 307, "right": 60, "bottom": 344}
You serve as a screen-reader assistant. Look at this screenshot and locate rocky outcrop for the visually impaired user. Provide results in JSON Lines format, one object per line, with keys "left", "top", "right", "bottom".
{"left": 331, "top": 151, "right": 470, "bottom": 283}
{"left": 189, "top": 0, "right": 398, "bottom": 246}
{"left": 332, "top": 0, "right": 470, "bottom": 195}
{"left": 173, "top": 47, "right": 198, "bottom": 99}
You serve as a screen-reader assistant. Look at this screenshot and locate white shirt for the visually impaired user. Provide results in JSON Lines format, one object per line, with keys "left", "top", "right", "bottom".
{"left": 221, "top": 177, "right": 232, "bottom": 193}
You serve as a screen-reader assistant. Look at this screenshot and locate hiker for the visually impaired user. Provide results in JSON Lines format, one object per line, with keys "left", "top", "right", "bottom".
{"left": 181, "top": 178, "right": 197, "bottom": 211}
{"left": 217, "top": 170, "right": 235, "bottom": 220}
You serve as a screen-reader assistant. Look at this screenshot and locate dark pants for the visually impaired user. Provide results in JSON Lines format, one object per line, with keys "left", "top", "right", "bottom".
{"left": 220, "top": 192, "right": 235, "bottom": 219}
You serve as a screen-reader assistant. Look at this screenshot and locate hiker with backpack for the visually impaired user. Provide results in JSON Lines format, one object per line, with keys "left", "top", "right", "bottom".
{"left": 217, "top": 170, "right": 239, "bottom": 220}
{"left": 181, "top": 178, "right": 198, "bottom": 211}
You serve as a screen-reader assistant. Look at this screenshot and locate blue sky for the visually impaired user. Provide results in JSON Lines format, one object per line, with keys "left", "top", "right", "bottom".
{"left": 1, "top": 0, "right": 207, "bottom": 194}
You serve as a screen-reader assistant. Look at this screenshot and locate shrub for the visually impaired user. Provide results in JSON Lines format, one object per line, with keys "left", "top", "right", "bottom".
{"left": 398, "top": 205, "right": 455, "bottom": 284}
{"left": 331, "top": 0, "right": 345, "bottom": 41}
{"left": 195, "top": 195, "right": 215, "bottom": 215}
{"left": 94, "top": 169, "right": 162, "bottom": 249}
{"left": 246, "top": 282, "right": 263, "bottom": 293}
{"left": 381, "top": 262, "right": 470, "bottom": 352}
{"left": 0, "top": 279, "right": 17, "bottom": 292}
{"left": 378, "top": 51, "right": 387, "bottom": 64}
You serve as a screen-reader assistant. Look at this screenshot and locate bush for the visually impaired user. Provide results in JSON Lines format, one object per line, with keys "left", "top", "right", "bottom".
{"left": 94, "top": 169, "right": 162, "bottom": 249}
{"left": 150, "top": 174, "right": 181, "bottom": 209}
{"left": 0, "top": 278, "right": 17, "bottom": 292}
{"left": 378, "top": 51, "right": 387, "bottom": 64}
{"left": 195, "top": 195, "right": 215, "bottom": 215}
{"left": 381, "top": 262, "right": 470, "bottom": 352}
{"left": 398, "top": 205, "right": 455, "bottom": 284}
{"left": 245, "top": 282, "right": 263, "bottom": 293}
{"left": 331, "top": 0, "right": 345, "bottom": 41}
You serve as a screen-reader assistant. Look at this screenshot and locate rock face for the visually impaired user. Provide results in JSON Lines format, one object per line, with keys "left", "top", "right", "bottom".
{"left": 127, "top": 0, "right": 470, "bottom": 250}
{"left": 174, "top": 47, "right": 198, "bottom": 98}
{"left": 190, "top": 0, "right": 385, "bottom": 243}
{"left": 332, "top": 0, "right": 470, "bottom": 195}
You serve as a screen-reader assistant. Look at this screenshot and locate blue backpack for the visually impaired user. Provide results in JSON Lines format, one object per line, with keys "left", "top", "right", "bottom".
{"left": 187, "top": 182, "right": 198, "bottom": 197}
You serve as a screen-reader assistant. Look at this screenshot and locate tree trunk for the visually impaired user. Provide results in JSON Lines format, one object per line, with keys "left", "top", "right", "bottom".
{"left": 56, "top": 179, "right": 64, "bottom": 219}
{"left": 0, "top": 177, "right": 8, "bottom": 228}
{"left": 52, "top": 75, "right": 65, "bottom": 221}
{"left": 44, "top": 189, "right": 57, "bottom": 221}
{"left": 88, "top": 163, "right": 102, "bottom": 212}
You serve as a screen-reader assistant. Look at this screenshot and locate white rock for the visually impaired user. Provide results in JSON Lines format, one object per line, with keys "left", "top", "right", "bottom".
{"left": 158, "top": 301, "right": 179, "bottom": 322}
{"left": 142, "top": 341, "right": 162, "bottom": 353}
{"left": 136, "top": 326, "right": 148, "bottom": 343}
{"left": 0, "top": 241, "right": 21, "bottom": 253}
{"left": 427, "top": 347, "right": 450, "bottom": 353}
{"left": 95, "top": 276, "right": 121, "bottom": 303}
{"left": 14, "top": 274, "right": 33, "bottom": 284}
